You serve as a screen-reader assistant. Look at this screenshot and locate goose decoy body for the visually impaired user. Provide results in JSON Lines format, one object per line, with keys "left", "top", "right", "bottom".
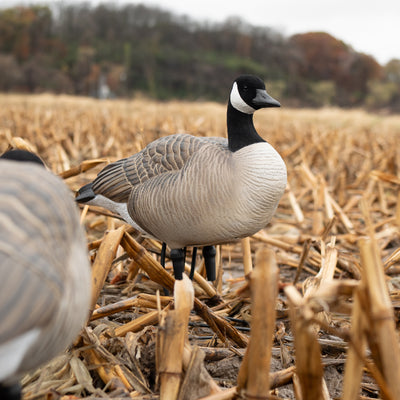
{"left": 76, "top": 74, "right": 287, "bottom": 280}
{"left": 0, "top": 150, "right": 91, "bottom": 400}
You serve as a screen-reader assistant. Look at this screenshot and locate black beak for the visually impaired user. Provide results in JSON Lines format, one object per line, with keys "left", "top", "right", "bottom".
{"left": 252, "top": 89, "right": 281, "bottom": 108}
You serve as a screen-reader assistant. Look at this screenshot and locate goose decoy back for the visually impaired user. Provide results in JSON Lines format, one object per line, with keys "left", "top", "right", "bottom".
{"left": 0, "top": 151, "right": 91, "bottom": 399}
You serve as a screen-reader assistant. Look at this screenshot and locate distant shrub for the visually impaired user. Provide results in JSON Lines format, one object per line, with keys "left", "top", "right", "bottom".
{"left": 306, "top": 81, "right": 336, "bottom": 107}
{"left": 365, "top": 81, "right": 399, "bottom": 109}
{"left": 0, "top": 54, "right": 23, "bottom": 91}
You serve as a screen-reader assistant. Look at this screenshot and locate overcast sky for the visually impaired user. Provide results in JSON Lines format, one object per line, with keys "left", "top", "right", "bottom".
{"left": 3, "top": 0, "right": 399, "bottom": 65}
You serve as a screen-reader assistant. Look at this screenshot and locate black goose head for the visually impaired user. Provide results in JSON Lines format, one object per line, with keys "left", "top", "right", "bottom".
{"left": 230, "top": 75, "right": 280, "bottom": 114}
{"left": 227, "top": 75, "right": 281, "bottom": 152}
{"left": 0, "top": 149, "right": 44, "bottom": 166}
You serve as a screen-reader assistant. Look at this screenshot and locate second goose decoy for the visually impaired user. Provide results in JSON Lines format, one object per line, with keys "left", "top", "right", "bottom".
{"left": 0, "top": 150, "right": 91, "bottom": 400}
{"left": 76, "top": 74, "right": 287, "bottom": 281}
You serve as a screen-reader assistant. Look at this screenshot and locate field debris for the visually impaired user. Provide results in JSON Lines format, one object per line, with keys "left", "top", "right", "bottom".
{"left": 1, "top": 94, "right": 400, "bottom": 399}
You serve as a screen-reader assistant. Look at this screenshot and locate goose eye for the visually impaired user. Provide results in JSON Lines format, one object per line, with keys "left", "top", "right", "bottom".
{"left": 242, "top": 85, "right": 248, "bottom": 91}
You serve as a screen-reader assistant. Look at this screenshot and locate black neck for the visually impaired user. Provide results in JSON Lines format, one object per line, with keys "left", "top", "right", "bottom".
{"left": 227, "top": 101, "right": 266, "bottom": 152}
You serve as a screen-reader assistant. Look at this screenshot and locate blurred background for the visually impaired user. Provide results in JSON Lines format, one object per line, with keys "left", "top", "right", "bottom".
{"left": 0, "top": 0, "right": 399, "bottom": 111}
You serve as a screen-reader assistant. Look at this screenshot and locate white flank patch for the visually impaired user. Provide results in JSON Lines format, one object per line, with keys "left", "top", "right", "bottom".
{"left": 0, "top": 328, "right": 40, "bottom": 382}
{"left": 86, "top": 194, "right": 144, "bottom": 232}
{"left": 230, "top": 82, "right": 255, "bottom": 114}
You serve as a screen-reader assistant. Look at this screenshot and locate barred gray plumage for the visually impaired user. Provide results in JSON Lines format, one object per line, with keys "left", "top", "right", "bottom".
{"left": 76, "top": 75, "right": 287, "bottom": 280}
{"left": 0, "top": 161, "right": 91, "bottom": 388}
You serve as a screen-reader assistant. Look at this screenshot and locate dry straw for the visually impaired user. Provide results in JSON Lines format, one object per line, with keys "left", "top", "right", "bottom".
{"left": 2, "top": 94, "right": 400, "bottom": 398}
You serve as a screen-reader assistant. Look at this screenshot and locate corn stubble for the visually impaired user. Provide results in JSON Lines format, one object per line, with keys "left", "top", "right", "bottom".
{"left": 2, "top": 94, "right": 400, "bottom": 399}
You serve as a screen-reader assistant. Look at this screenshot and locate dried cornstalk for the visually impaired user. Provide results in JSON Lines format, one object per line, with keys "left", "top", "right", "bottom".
{"left": 384, "top": 246, "right": 400, "bottom": 271}
{"left": 184, "top": 264, "right": 217, "bottom": 298}
{"left": 241, "top": 237, "right": 253, "bottom": 275}
{"left": 139, "top": 293, "right": 172, "bottom": 306}
{"left": 59, "top": 158, "right": 108, "bottom": 179}
{"left": 120, "top": 231, "right": 175, "bottom": 291}
{"left": 158, "top": 276, "right": 193, "bottom": 400}
{"left": 193, "top": 298, "right": 248, "bottom": 348}
{"left": 312, "top": 175, "right": 325, "bottom": 235}
{"left": 358, "top": 198, "right": 400, "bottom": 398}
{"left": 179, "top": 345, "right": 221, "bottom": 400}
{"left": 329, "top": 195, "right": 355, "bottom": 233}
{"left": 298, "top": 162, "right": 317, "bottom": 188}
{"left": 91, "top": 293, "right": 173, "bottom": 321}
{"left": 68, "top": 356, "right": 97, "bottom": 393}
{"left": 323, "top": 184, "right": 334, "bottom": 221}
{"left": 342, "top": 284, "right": 369, "bottom": 400}
{"left": 396, "top": 190, "right": 400, "bottom": 226}
{"left": 8, "top": 136, "right": 37, "bottom": 153}
{"left": 114, "top": 309, "right": 161, "bottom": 337}
{"left": 293, "top": 238, "right": 312, "bottom": 284}
{"left": 252, "top": 232, "right": 303, "bottom": 254}
{"left": 303, "top": 279, "right": 357, "bottom": 315}
{"left": 292, "top": 239, "right": 338, "bottom": 395}
{"left": 197, "top": 387, "right": 236, "bottom": 400}
{"left": 83, "top": 327, "right": 151, "bottom": 394}
{"left": 299, "top": 162, "right": 355, "bottom": 233}
{"left": 83, "top": 348, "right": 131, "bottom": 393}
{"left": 303, "top": 238, "right": 338, "bottom": 299}
{"left": 252, "top": 232, "right": 322, "bottom": 268}
{"left": 270, "top": 366, "right": 296, "bottom": 389}
{"left": 237, "top": 248, "right": 278, "bottom": 398}
{"left": 215, "top": 245, "right": 223, "bottom": 294}
{"left": 80, "top": 204, "right": 90, "bottom": 225}
{"left": 292, "top": 372, "right": 302, "bottom": 400}
{"left": 285, "top": 285, "right": 328, "bottom": 400}
{"left": 377, "top": 181, "right": 389, "bottom": 214}
{"left": 89, "top": 225, "right": 126, "bottom": 315}
{"left": 91, "top": 297, "right": 143, "bottom": 321}
{"left": 320, "top": 216, "right": 336, "bottom": 241}
{"left": 370, "top": 169, "right": 400, "bottom": 185}
{"left": 287, "top": 182, "right": 304, "bottom": 223}
{"left": 359, "top": 238, "right": 400, "bottom": 400}
{"left": 202, "top": 365, "right": 296, "bottom": 400}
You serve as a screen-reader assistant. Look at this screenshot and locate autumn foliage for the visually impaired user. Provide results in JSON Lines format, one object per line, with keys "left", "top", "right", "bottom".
{"left": 0, "top": 4, "right": 399, "bottom": 110}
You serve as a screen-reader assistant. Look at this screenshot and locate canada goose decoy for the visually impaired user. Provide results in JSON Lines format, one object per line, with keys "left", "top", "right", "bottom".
{"left": 0, "top": 150, "right": 91, "bottom": 400}
{"left": 76, "top": 74, "right": 287, "bottom": 281}
{"left": 0, "top": 148, "right": 44, "bottom": 165}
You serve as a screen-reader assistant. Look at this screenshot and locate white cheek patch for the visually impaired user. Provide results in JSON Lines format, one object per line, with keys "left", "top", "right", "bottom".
{"left": 230, "top": 82, "right": 255, "bottom": 114}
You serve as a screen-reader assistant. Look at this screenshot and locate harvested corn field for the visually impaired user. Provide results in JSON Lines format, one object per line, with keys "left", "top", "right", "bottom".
{"left": 1, "top": 93, "right": 400, "bottom": 399}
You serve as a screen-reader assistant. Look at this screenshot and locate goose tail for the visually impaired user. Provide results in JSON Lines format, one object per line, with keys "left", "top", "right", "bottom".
{"left": 75, "top": 182, "right": 96, "bottom": 203}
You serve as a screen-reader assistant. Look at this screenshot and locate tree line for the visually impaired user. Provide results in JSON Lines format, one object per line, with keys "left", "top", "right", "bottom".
{"left": 0, "top": 3, "right": 399, "bottom": 110}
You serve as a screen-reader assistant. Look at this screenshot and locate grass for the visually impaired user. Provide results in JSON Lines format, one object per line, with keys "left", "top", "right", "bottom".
{"left": 1, "top": 94, "right": 400, "bottom": 399}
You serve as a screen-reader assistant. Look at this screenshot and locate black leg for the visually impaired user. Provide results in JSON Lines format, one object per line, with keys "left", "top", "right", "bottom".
{"left": 170, "top": 248, "right": 186, "bottom": 280}
{"left": 160, "top": 242, "right": 167, "bottom": 267}
{"left": 189, "top": 247, "right": 198, "bottom": 280}
{"left": 0, "top": 382, "right": 21, "bottom": 400}
{"left": 203, "top": 245, "right": 216, "bottom": 281}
